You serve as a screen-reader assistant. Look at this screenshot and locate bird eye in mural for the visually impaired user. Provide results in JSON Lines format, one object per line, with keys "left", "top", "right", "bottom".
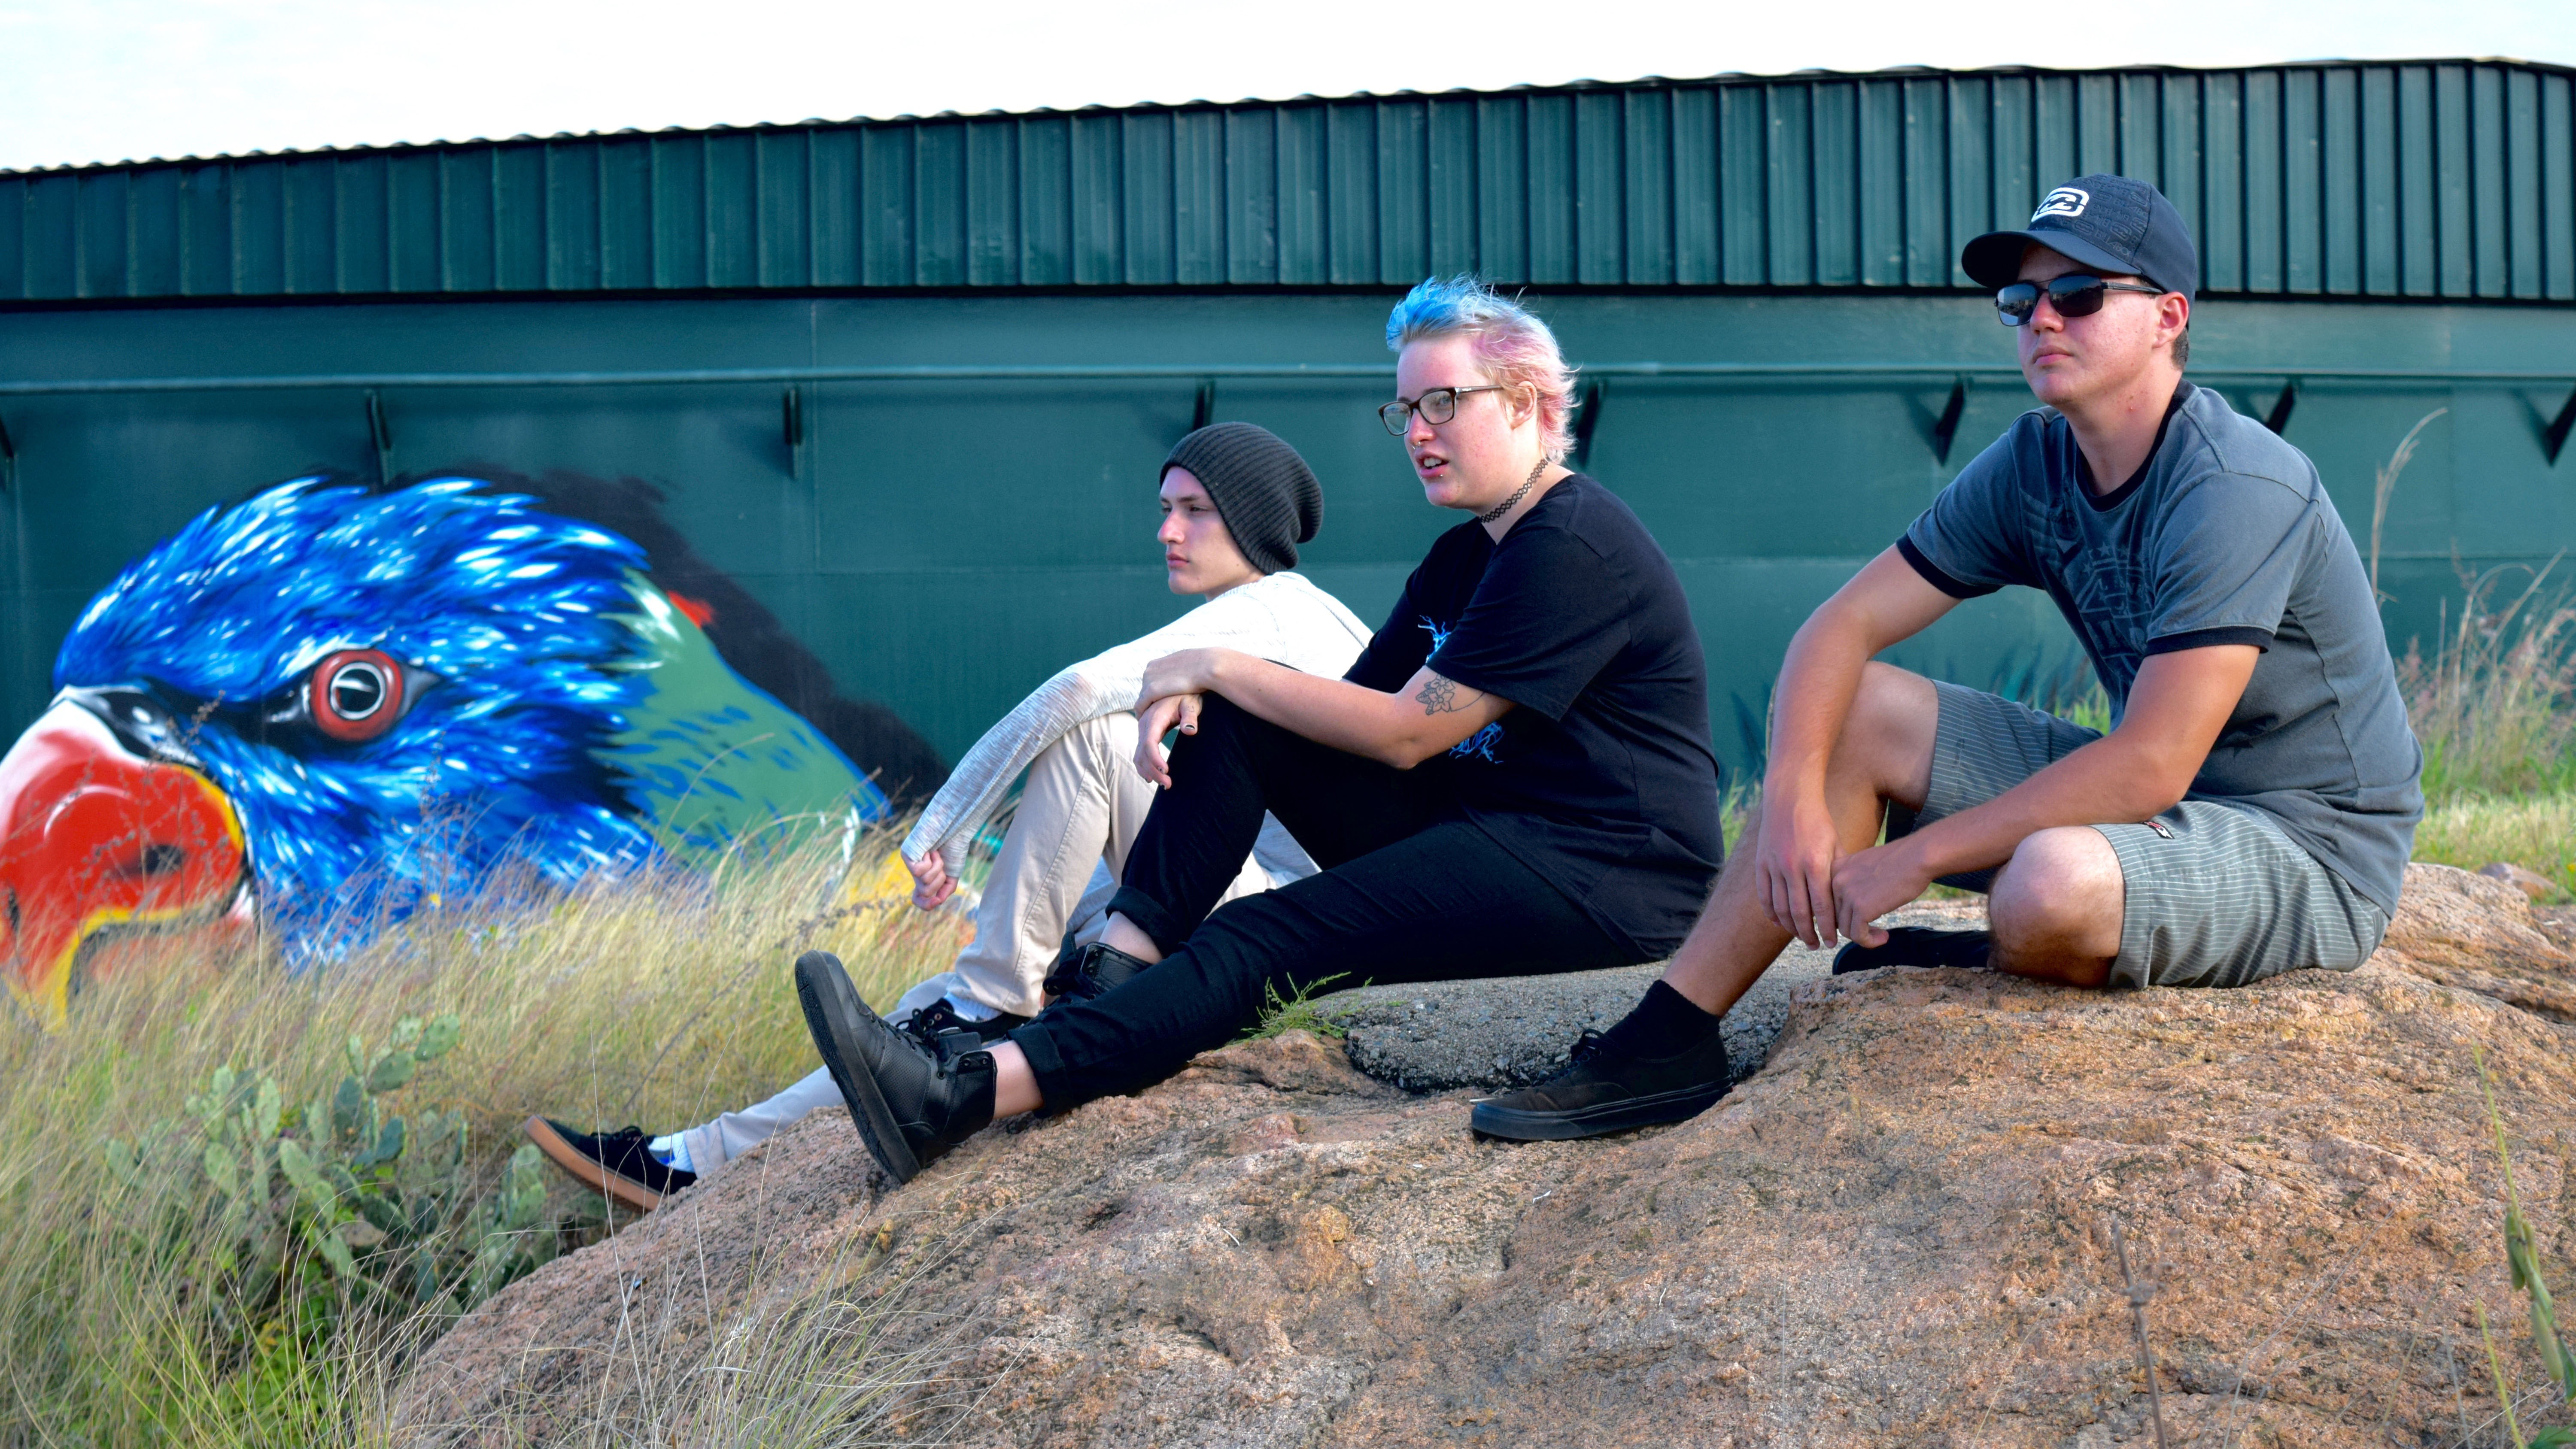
{"left": 0, "top": 474, "right": 943, "bottom": 1027}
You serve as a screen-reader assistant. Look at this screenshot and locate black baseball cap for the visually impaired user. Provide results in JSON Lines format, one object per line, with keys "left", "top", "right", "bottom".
{"left": 1960, "top": 174, "right": 2198, "bottom": 304}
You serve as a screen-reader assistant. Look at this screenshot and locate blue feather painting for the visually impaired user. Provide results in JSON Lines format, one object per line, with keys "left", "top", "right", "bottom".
{"left": 0, "top": 475, "right": 915, "bottom": 1026}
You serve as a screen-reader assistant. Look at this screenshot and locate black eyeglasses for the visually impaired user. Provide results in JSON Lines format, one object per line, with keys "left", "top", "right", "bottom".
{"left": 1379, "top": 385, "right": 1508, "bottom": 435}
{"left": 1995, "top": 274, "right": 2166, "bottom": 326}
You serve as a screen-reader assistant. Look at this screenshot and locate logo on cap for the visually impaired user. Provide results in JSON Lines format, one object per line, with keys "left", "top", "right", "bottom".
{"left": 2032, "top": 187, "right": 2090, "bottom": 221}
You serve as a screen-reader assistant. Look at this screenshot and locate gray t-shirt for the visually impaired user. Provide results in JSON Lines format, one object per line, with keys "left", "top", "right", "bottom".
{"left": 1899, "top": 380, "right": 2423, "bottom": 915}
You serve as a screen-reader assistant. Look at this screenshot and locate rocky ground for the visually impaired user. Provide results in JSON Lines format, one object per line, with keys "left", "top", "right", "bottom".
{"left": 397, "top": 866, "right": 2576, "bottom": 1446}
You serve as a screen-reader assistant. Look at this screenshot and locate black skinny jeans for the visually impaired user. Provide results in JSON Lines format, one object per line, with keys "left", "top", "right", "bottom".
{"left": 1007, "top": 695, "right": 1640, "bottom": 1110}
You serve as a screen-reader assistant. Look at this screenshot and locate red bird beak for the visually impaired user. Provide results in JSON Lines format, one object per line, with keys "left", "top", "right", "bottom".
{"left": 0, "top": 696, "right": 250, "bottom": 1028}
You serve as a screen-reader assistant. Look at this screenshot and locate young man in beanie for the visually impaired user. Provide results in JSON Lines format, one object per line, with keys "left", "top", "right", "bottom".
{"left": 1475, "top": 173, "right": 2425, "bottom": 1142}
{"left": 526, "top": 423, "right": 1372, "bottom": 1207}
{"left": 794, "top": 277, "right": 1726, "bottom": 1187}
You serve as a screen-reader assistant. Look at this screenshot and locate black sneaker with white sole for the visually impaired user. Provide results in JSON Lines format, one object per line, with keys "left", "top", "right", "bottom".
{"left": 1039, "top": 940, "right": 1153, "bottom": 1007}
{"left": 795, "top": 951, "right": 997, "bottom": 1186}
{"left": 522, "top": 1118, "right": 696, "bottom": 1211}
{"left": 1469, "top": 1027, "right": 1733, "bottom": 1141}
{"left": 1831, "top": 926, "right": 1993, "bottom": 975}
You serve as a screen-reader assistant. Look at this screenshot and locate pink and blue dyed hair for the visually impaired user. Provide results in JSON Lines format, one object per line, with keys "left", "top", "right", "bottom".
{"left": 1385, "top": 275, "right": 1580, "bottom": 463}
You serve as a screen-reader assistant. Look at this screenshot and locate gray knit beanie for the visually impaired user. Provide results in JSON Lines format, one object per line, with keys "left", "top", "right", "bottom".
{"left": 1160, "top": 422, "right": 1324, "bottom": 575}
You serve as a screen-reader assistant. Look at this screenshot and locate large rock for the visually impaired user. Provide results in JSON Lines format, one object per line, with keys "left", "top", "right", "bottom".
{"left": 398, "top": 870, "right": 2576, "bottom": 1446}
{"left": 1330, "top": 900, "right": 1984, "bottom": 1093}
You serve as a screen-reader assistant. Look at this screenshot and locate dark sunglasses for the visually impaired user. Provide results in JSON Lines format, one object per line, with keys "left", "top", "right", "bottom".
{"left": 1994, "top": 274, "right": 2166, "bottom": 326}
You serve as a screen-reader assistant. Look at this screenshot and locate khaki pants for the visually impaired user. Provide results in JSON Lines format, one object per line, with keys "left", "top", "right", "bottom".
{"left": 679, "top": 711, "right": 1290, "bottom": 1173}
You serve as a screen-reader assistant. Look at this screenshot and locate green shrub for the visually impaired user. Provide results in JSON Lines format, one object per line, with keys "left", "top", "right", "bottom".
{"left": 98, "top": 1012, "right": 556, "bottom": 1385}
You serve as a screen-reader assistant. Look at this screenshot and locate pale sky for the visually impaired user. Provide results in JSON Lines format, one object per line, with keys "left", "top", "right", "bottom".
{"left": 4, "top": 0, "right": 2573, "bottom": 174}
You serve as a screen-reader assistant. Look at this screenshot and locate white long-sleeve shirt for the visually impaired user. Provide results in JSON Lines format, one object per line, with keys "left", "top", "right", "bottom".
{"left": 901, "top": 570, "right": 1375, "bottom": 873}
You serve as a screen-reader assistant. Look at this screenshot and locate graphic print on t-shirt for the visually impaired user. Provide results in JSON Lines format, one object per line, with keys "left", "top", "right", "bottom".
{"left": 1419, "top": 616, "right": 1505, "bottom": 764}
{"left": 2052, "top": 537, "right": 2157, "bottom": 698}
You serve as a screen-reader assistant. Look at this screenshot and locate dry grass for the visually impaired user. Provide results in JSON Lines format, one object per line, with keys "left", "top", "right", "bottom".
{"left": 0, "top": 824, "right": 968, "bottom": 1446}
{"left": 2392, "top": 554, "right": 2576, "bottom": 899}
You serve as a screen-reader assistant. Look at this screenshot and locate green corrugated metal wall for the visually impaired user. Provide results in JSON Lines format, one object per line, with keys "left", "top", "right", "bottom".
{"left": 8, "top": 61, "right": 2575, "bottom": 303}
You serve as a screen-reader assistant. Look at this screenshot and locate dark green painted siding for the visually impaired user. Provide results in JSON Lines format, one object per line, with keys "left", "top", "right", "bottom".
{"left": 0, "top": 290, "right": 2567, "bottom": 777}
{"left": 9, "top": 61, "right": 2576, "bottom": 304}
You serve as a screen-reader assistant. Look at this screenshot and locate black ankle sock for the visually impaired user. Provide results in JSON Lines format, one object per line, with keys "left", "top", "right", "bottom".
{"left": 1599, "top": 980, "right": 1725, "bottom": 1060}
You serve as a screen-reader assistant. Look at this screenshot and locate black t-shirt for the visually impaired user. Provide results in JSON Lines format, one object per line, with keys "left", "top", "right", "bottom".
{"left": 1343, "top": 472, "right": 1723, "bottom": 955}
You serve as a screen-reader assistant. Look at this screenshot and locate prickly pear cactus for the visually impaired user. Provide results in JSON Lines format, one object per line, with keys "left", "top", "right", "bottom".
{"left": 100, "top": 1010, "right": 559, "bottom": 1346}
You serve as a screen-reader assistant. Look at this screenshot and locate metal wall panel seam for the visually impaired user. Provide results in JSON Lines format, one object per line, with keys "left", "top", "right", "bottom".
{"left": 2474, "top": 66, "right": 2508, "bottom": 297}
{"left": 1225, "top": 108, "right": 1279, "bottom": 286}
{"left": 1856, "top": 80, "right": 1902, "bottom": 287}
{"left": 914, "top": 122, "right": 968, "bottom": 288}
{"left": 2077, "top": 73, "right": 2117, "bottom": 176}
{"left": 1325, "top": 103, "right": 1374, "bottom": 287}
{"left": 2118, "top": 71, "right": 2160, "bottom": 186}
{"left": 2360, "top": 67, "right": 2398, "bottom": 295}
{"left": 2202, "top": 73, "right": 2243, "bottom": 293}
{"left": 1124, "top": 111, "right": 1176, "bottom": 286}
{"left": 2507, "top": 67, "right": 2543, "bottom": 298}
{"left": 1172, "top": 109, "right": 1227, "bottom": 287}
{"left": 1069, "top": 112, "right": 1123, "bottom": 286}
{"left": 1900, "top": 76, "right": 1946, "bottom": 288}
{"left": 1020, "top": 116, "right": 1074, "bottom": 288}
{"left": 1623, "top": 87, "right": 1674, "bottom": 286}
{"left": 2436, "top": 66, "right": 2472, "bottom": 297}
{"left": 1944, "top": 76, "right": 1990, "bottom": 289}
{"left": 1527, "top": 92, "right": 1574, "bottom": 284}
{"left": 1671, "top": 85, "right": 1721, "bottom": 287}
{"left": 1473, "top": 97, "right": 1525, "bottom": 284}
{"left": 2546, "top": 75, "right": 2575, "bottom": 300}
{"left": 1373, "top": 99, "right": 1428, "bottom": 285}
{"left": 1427, "top": 96, "right": 1478, "bottom": 279}
{"left": 1717, "top": 85, "right": 1765, "bottom": 285}
{"left": 757, "top": 129, "right": 813, "bottom": 289}
{"left": 2161, "top": 73, "right": 2204, "bottom": 276}
{"left": 1990, "top": 75, "right": 2035, "bottom": 276}
{"left": 966, "top": 118, "right": 1021, "bottom": 288}
{"left": 2398, "top": 67, "right": 2435, "bottom": 297}
{"left": 1574, "top": 89, "right": 1624, "bottom": 285}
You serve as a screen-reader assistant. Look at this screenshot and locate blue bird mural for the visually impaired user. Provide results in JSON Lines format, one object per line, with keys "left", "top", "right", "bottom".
{"left": 0, "top": 475, "right": 931, "bottom": 1026}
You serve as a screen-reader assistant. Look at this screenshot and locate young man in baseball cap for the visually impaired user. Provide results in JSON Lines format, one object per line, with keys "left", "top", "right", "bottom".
{"left": 1475, "top": 173, "right": 2424, "bottom": 1142}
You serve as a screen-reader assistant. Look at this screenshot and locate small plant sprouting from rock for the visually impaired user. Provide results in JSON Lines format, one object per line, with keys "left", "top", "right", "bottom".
{"left": 1243, "top": 973, "right": 1354, "bottom": 1041}
{"left": 100, "top": 1012, "right": 556, "bottom": 1362}
{"left": 2473, "top": 1043, "right": 2576, "bottom": 1447}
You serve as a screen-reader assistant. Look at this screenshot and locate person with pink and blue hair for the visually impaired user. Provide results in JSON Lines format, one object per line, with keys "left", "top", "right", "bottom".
{"left": 793, "top": 275, "right": 1729, "bottom": 1185}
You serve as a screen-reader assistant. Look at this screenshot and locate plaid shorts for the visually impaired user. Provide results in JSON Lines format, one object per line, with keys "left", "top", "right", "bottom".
{"left": 1892, "top": 682, "right": 2388, "bottom": 989}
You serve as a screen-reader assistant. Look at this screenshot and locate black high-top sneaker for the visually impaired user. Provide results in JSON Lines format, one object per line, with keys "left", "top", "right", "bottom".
{"left": 795, "top": 952, "right": 997, "bottom": 1186}
{"left": 1040, "top": 940, "right": 1153, "bottom": 1006}
{"left": 1469, "top": 1026, "right": 1734, "bottom": 1141}
{"left": 1832, "top": 926, "right": 1994, "bottom": 975}
{"left": 899, "top": 996, "right": 1030, "bottom": 1047}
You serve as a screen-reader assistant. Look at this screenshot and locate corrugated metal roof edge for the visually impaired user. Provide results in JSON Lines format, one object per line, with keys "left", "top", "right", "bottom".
{"left": 9, "top": 57, "right": 2568, "bottom": 180}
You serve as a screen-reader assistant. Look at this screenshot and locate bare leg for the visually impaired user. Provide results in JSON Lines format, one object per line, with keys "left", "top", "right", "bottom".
{"left": 1987, "top": 827, "right": 2122, "bottom": 987}
{"left": 1100, "top": 912, "right": 1164, "bottom": 964}
{"left": 1662, "top": 664, "right": 1941, "bottom": 1017}
{"left": 987, "top": 1040, "right": 1044, "bottom": 1117}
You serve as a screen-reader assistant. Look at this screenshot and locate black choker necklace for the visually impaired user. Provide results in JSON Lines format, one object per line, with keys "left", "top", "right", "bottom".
{"left": 1476, "top": 456, "right": 1552, "bottom": 525}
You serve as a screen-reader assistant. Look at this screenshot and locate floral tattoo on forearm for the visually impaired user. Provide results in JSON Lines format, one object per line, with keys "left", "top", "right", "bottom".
{"left": 1416, "top": 673, "right": 1478, "bottom": 715}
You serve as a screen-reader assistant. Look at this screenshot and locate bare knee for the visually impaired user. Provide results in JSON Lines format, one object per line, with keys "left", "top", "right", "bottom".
{"left": 1836, "top": 663, "right": 1939, "bottom": 809}
{"left": 1989, "top": 828, "right": 2123, "bottom": 986}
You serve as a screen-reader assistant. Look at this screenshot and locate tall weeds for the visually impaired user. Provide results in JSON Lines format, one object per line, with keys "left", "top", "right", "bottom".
{"left": 0, "top": 824, "right": 964, "bottom": 1446}
{"left": 2399, "top": 556, "right": 2576, "bottom": 802}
